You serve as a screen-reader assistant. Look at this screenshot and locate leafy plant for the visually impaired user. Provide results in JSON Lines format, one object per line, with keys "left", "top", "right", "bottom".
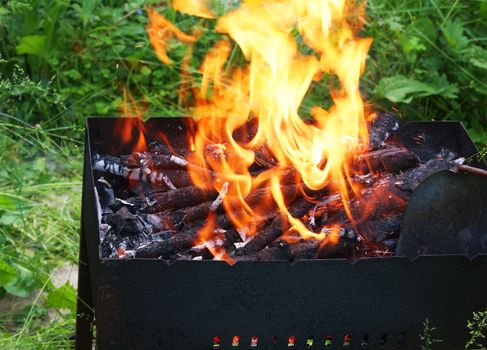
{"left": 420, "top": 318, "right": 443, "bottom": 350}
{"left": 365, "top": 0, "right": 487, "bottom": 145}
{"left": 465, "top": 309, "right": 487, "bottom": 349}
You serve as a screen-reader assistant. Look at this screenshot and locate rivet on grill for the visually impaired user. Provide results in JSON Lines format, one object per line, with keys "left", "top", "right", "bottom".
{"left": 271, "top": 336, "right": 279, "bottom": 348}
{"left": 306, "top": 336, "right": 314, "bottom": 348}
{"left": 288, "top": 336, "right": 296, "bottom": 347}
{"left": 343, "top": 334, "right": 351, "bottom": 347}
{"left": 379, "top": 333, "right": 388, "bottom": 345}
{"left": 397, "top": 331, "right": 406, "bottom": 346}
{"left": 250, "top": 336, "right": 259, "bottom": 347}
{"left": 361, "top": 334, "right": 369, "bottom": 348}
{"left": 232, "top": 335, "right": 240, "bottom": 347}
{"left": 213, "top": 336, "right": 221, "bottom": 349}
{"left": 325, "top": 335, "right": 333, "bottom": 347}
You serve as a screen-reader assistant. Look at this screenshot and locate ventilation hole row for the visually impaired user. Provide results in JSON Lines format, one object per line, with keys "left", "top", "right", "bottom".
{"left": 213, "top": 332, "right": 406, "bottom": 348}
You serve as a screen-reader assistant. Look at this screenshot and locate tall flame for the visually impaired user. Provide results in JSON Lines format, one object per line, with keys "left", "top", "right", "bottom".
{"left": 147, "top": 0, "right": 372, "bottom": 250}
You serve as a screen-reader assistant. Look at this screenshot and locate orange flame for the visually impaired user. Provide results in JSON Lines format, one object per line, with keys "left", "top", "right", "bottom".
{"left": 172, "top": 0, "right": 215, "bottom": 19}
{"left": 146, "top": 7, "right": 196, "bottom": 64}
{"left": 118, "top": 87, "right": 147, "bottom": 152}
{"left": 146, "top": 1, "right": 373, "bottom": 256}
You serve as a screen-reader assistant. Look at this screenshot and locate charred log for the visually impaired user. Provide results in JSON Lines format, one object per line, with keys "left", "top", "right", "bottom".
{"left": 396, "top": 149, "right": 463, "bottom": 191}
{"left": 357, "top": 214, "right": 402, "bottom": 243}
{"left": 316, "top": 234, "right": 362, "bottom": 259}
{"left": 241, "top": 198, "right": 314, "bottom": 256}
{"left": 135, "top": 232, "right": 196, "bottom": 259}
{"left": 247, "top": 241, "right": 290, "bottom": 261}
{"left": 353, "top": 146, "right": 419, "bottom": 173}
{"left": 168, "top": 183, "right": 301, "bottom": 226}
{"left": 368, "top": 112, "right": 400, "bottom": 149}
{"left": 288, "top": 239, "right": 321, "bottom": 261}
{"left": 145, "top": 186, "right": 217, "bottom": 212}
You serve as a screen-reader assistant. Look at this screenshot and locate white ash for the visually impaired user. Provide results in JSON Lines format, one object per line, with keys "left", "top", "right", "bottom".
{"left": 146, "top": 214, "right": 163, "bottom": 228}
{"left": 237, "top": 227, "right": 249, "bottom": 242}
{"left": 93, "top": 185, "right": 102, "bottom": 224}
{"left": 170, "top": 155, "right": 187, "bottom": 167}
{"left": 234, "top": 236, "right": 252, "bottom": 249}
{"left": 161, "top": 174, "right": 177, "bottom": 190}
{"left": 210, "top": 182, "right": 229, "bottom": 211}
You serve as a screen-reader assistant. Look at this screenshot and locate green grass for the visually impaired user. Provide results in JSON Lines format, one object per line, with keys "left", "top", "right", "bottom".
{"left": 0, "top": 116, "right": 81, "bottom": 349}
{"left": 0, "top": 0, "right": 486, "bottom": 348}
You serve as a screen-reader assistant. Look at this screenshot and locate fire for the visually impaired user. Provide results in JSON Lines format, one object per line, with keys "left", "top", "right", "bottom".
{"left": 145, "top": 1, "right": 372, "bottom": 255}
{"left": 118, "top": 87, "right": 147, "bottom": 152}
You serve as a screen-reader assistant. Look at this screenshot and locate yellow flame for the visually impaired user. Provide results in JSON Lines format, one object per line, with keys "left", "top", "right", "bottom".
{"left": 147, "top": 0, "right": 372, "bottom": 250}
{"left": 173, "top": 0, "right": 215, "bottom": 19}
{"left": 146, "top": 7, "right": 196, "bottom": 64}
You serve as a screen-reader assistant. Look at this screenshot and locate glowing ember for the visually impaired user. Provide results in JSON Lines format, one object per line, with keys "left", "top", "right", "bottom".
{"left": 143, "top": 0, "right": 373, "bottom": 256}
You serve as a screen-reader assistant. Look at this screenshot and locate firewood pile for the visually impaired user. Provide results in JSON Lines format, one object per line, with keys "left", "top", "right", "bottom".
{"left": 92, "top": 113, "right": 467, "bottom": 262}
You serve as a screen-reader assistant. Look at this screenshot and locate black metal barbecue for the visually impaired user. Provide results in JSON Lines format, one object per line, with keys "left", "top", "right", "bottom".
{"left": 76, "top": 117, "right": 487, "bottom": 350}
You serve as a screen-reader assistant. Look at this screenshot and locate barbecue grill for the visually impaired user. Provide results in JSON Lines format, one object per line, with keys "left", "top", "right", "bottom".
{"left": 76, "top": 117, "right": 487, "bottom": 350}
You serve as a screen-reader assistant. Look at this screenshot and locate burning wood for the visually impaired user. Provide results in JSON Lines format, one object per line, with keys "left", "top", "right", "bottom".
{"left": 94, "top": 113, "right": 477, "bottom": 261}
{"left": 352, "top": 146, "right": 419, "bottom": 173}
{"left": 239, "top": 198, "right": 314, "bottom": 256}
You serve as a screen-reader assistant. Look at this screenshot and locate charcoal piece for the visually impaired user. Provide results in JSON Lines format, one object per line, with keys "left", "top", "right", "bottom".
{"left": 184, "top": 213, "right": 233, "bottom": 232}
{"left": 120, "top": 152, "right": 188, "bottom": 169}
{"left": 110, "top": 198, "right": 141, "bottom": 214}
{"left": 368, "top": 112, "right": 400, "bottom": 149}
{"left": 100, "top": 232, "right": 135, "bottom": 258}
{"left": 100, "top": 220, "right": 155, "bottom": 258}
{"left": 396, "top": 149, "right": 461, "bottom": 192}
{"left": 357, "top": 215, "right": 402, "bottom": 243}
{"left": 95, "top": 177, "right": 115, "bottom": 214}
{"left": 288, "top": 239, "right": 321, "bottom": 261}
{"left": 170, "top": 184, "right": 301, "bottom": 225}
{"left": 105, "top": 207, "right": 151, "bottom": 237}
{"left": 135, "top": 232, "right": 196, "bottom": 259}
{"left": 221, "top": 228, "right": 243, "bottom": 250}
{"left": 323, "top": 174, "right": 409, "bottom": 229}
{"left": 120, "top": 152, "right": 148, "bottom": 168}
{"left": 169, "top": 201, "right": 218, "bottom": 226}
{"left": 148, "top": 141, "right": 183, "bottom": 155}
{"left": 146, "top": 211, "right": 178, "bottom": 231}
{"left": 383, "top": 239, "right": 398, "bottom": 251}
{"left": 128, "top": 169, "right": 196, "bottom": 191}
{"left": 353, "top": 146, "right": 419, "bottom": 173}
{"left": 148, "top": 210, "right": 233, "bottom": 232}
{"left": 241, "top": 198, "right": 314, "bottom": 256}
{"left": 145, "top": 186, "right": 217, "bottom": 213}
{"left": 253, "top": 144, "right": 277, "bottom": 169}
{"left": 248, "top": 241, "right": 289, "bottom": 261}
{"left": 93, "top": 154, "right": 126, "bottom": 176}
{"left": 232, "top": 117, "right": 259, "bottom": 143}
{"left": 94, "top": 153, "right": 213, "bottom": 190}
{"left": 317, "top": 235, "right": 361, "bottom": 259}
{"left": 186, "top": 246, "right": 214, "bottom": 260}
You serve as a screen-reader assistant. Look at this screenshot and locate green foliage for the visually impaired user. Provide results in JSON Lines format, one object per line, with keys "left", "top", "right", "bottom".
{"left": 0, "top": 260, "right": 16, "bottom": 287}
{"left": 3, "top": 264, "right": 37, "bottom": 298}
{"left": 375, "top": 74, "right": 458, "bottom": 103}
{"left": 465, "top": 309, "right": 487, "bottom": 349}
{"left": 420, "top": 318, "right": 443, "bottom": 350}
{"left": 366, "top": 0, "right": 487, "bottom": 145}
{"left": 0, "top": 119, "right": 80, "bottom": 347}
{"left": 45, "top": 282, "right": 77, "bottom": 313}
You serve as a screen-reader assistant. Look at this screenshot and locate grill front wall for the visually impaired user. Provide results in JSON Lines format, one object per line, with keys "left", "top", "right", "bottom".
{"left": 92, "top": 255, "right": 487, "bottom": 349}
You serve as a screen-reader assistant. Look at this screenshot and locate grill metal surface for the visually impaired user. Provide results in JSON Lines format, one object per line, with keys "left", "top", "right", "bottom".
{"left": 76, "top": 118, "right": 487, "bottom": 350}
